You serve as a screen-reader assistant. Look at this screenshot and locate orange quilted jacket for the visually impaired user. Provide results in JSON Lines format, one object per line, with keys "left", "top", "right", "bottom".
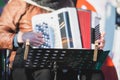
{"left": 0, "top": 0, "right": 49, "bottom": 68}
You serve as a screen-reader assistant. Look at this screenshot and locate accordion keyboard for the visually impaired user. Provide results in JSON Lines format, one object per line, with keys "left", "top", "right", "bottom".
{"left": 34, "top": 22, "right": 54, "bottom": 48}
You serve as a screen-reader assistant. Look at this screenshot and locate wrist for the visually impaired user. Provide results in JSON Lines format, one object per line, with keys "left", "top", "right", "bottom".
{"left": 17, "top": 31, "right": 24, "bottom": 43}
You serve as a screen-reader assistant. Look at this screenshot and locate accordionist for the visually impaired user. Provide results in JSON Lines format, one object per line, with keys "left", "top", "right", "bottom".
{"left": 0, "top": 0, "right": 105, "bottom": 80}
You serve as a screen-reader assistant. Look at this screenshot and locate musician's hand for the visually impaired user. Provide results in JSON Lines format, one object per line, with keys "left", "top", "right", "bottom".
{"left": 95, "top": 32, "right": 105, "bottom": 49}
{"left": 21, "top": 32, "right": 45, "bottom": 47}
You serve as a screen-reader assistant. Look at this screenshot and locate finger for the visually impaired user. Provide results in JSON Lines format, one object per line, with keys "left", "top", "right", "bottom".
{"left": 98, "top": 41, "right": 104, "bottom": 49}
{"left": 100, "top": 32, "right": 105, "bottom": 39}
{"left": 30, "top": 40, "right": 45, "bottom": 46}
{"left": 95, "top": 39, "right": 105, "bottom": 49}
{"left": 36, "top": 32, "right": 43, "bottom": 38}
{"left": 98, "top": 45, "right": 104, "bottom": 49}
{"left": 31, "top": 43, "right": 42, "bottom": 47}
{"left": 32, "top": 37, "right": 45, "bottom": 43}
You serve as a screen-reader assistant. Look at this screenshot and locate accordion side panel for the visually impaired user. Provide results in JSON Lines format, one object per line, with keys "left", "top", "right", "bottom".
{"left": 77, "top": 9, "right": 91, "bottom": 49}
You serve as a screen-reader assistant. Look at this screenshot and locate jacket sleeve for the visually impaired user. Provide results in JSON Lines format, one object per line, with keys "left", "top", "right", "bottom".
{"left": 0, "top": 0, "right": 26, "bottom": 49}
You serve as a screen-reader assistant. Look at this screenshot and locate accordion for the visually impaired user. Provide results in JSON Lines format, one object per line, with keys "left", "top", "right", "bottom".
{"left": 32, "top": 7, "right": 101, "bottom": 49}
{"left": 24, "top": 8, "right": 108, "bottom": 69}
